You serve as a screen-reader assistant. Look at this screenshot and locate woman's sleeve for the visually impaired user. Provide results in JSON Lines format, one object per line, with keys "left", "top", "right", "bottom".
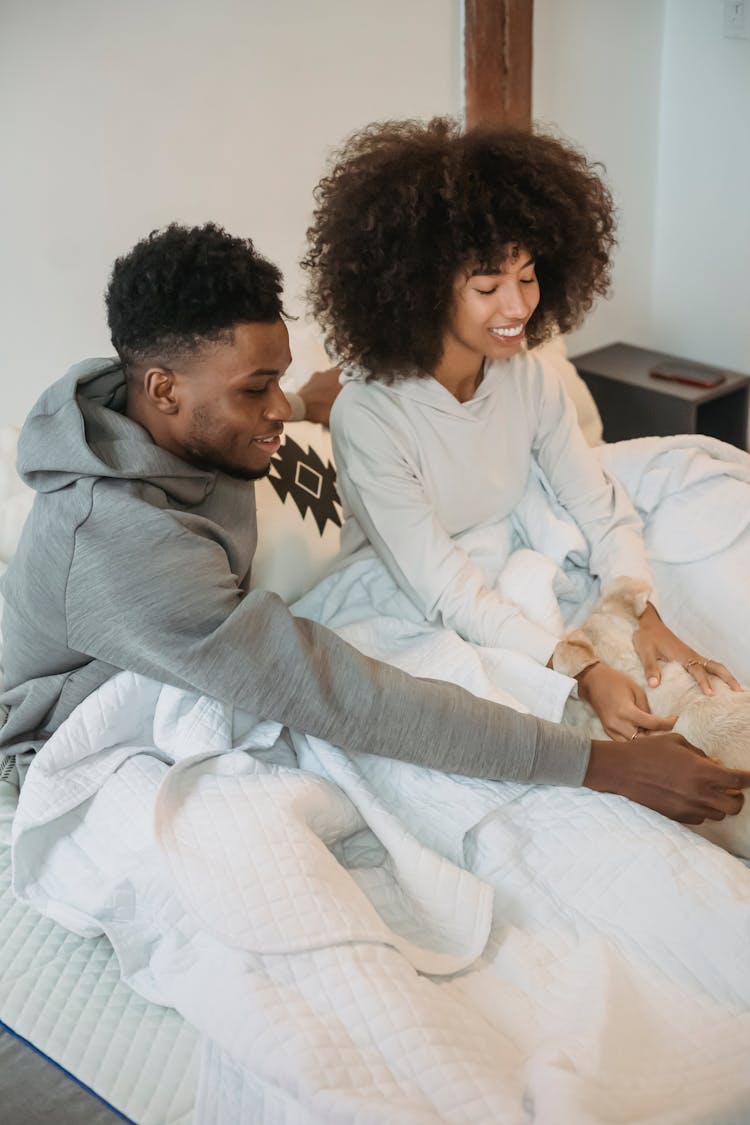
{"left": 529, "top": 355, "right": 654, "bottom": 591}
{"left": 332, "top": 393, "right": 560, "bottom": 663}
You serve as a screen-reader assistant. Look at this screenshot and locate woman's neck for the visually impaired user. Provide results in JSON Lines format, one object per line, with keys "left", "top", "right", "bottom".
{"left": 432, "top": 340, "right": 485, "bottom": 403}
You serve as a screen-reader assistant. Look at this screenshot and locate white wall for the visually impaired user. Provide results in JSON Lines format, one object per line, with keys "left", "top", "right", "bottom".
{"left": 532, "top": 0, "right": 666, "bottom": 358}
{"left": 534, "top": 0, "right": 750, "bottom": 381}
{"left": 0, "top": 0, "right": 461, "bottom": 426}
{"left": 651, "top": 0, "right": 750, "bottom": 373}
{"left": 5, "top": 0, "right": 747, "bottom": 432}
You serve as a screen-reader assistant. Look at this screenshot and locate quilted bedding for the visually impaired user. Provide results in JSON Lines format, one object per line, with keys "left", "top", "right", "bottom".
{"left": 6, "top": 433, "right": 750, "bottom": 1123}
{"left": 10, "top": 665, "right": 750, "bottom": 1124}
{"left": 0, "top": 761, "right": 199, "bottom": 1123}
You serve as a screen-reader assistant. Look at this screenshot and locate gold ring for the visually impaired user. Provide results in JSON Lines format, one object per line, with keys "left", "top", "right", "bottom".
{"left": 685, "top": 658, "right": 708, "bottom": 672}
{"left": 630, "top": 728, "right": 641, "bottom": 741}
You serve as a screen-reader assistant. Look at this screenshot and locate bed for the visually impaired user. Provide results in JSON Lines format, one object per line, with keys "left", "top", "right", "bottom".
{"left": 1, "top": 339, "right": 750, "bottom": 1125}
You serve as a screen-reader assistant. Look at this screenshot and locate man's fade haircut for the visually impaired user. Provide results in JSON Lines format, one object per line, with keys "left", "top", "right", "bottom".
{"left": 303, "top": 118, "right": 616, "bottom": 381}
{"left": 106, "top": 222, "right": 285, "bottom": 376}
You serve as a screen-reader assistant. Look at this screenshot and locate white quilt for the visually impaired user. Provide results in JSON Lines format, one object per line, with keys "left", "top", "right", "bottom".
{"left": 10, "top": 434, "right": 750, "bottom": 1124}
{"left": 11, "top": 669, "right": 750, "bottom": 1124}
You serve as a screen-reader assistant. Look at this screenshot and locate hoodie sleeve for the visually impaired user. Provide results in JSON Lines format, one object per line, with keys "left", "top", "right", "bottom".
{"left": 332, "top": 390, "right": 561, "bottom": 664}
{"left": 64, "top": 486, "right": 590, "bottom": 787}
{"left": 527, "top": 356, "right": 653, "bottom": 591}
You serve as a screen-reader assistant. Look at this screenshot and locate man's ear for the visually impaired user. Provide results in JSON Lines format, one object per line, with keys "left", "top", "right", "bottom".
{"left": 143, "top": 367, "right": 179, "bottom": 414}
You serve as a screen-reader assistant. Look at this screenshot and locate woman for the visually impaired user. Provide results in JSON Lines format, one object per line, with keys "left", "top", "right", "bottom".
{"left": 301, "top": 118, "right": 742, "bottom": 740}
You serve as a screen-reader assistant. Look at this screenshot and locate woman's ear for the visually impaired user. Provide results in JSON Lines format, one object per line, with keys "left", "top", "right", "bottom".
{"left": 143, "top": 367, "right": 179, "bottom": 414}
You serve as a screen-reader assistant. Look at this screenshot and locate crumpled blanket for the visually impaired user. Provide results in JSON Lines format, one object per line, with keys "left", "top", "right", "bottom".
{"left": 11, "top": 666, "right": 750, "bottom": 1124}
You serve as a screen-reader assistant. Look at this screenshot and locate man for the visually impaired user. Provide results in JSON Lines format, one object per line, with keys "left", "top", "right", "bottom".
{"left": 1, "top": 222, "right": 747, "bottom": 825}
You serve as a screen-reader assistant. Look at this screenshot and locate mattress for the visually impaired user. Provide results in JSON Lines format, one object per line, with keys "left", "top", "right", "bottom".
{"left": 0, "top": 768, "right": 200, "bottom": 1125}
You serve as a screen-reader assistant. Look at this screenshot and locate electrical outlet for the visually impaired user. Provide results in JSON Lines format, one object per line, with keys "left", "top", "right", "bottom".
{"left": 724, "top": 0, "right": 748, "bottom": 38}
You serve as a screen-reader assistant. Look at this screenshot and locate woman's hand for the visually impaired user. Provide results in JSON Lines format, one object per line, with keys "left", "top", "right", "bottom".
{"left": 633, "top": 603, "right": 742, "bottom": 696}
{"left": 576, "top": 662, "right": 676, "bottom": 741}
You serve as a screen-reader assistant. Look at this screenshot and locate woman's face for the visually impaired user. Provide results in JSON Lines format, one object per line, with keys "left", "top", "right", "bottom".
{"left": 444, "top": 245, "right": 540, "bottom": 364}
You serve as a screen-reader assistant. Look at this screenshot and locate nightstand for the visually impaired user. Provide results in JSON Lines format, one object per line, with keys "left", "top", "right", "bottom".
{"left": 571, "top": 342, "right": 750, "bottom": 450}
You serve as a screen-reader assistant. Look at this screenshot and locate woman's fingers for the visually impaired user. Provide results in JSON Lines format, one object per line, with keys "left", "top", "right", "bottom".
{"left": 630, "top": 706, "right": 677, "bottom": 734}
{"left": 705, "top": 660, "right": 743, "bottom": 692}
{"left": 683, "top": 656, "right": 744, "bottom": 696}
{"left": 633, "top": 610, "right": 744, "bottom": 695}
{"left": 632, "top": 632, "right": 662, "bottom": 688}
{"left": 685, "top": 660, "right": 715, "bottom": 696}
{"left": 606, "top": 710, "right": 675, "bottom": 742}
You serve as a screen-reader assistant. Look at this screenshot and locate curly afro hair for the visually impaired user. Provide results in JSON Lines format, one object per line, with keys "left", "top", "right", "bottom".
{"left": 106, "top": 222, "right": 285, "bottom": 374}
{"left": 302, "top": 118, "right": 616, "bottom": 379}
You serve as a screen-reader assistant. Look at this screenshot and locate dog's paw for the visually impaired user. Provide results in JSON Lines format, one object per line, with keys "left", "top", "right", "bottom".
{"left": 552, "top": 630, "right": 598, "bottom": 679}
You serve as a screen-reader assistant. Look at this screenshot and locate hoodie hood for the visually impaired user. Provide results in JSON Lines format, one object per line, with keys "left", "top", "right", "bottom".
{"left": 340, "top": 357, "right": 519, "bottom": 420}
{"left": 17, "top": 357, "right": 214, "bottom": 505}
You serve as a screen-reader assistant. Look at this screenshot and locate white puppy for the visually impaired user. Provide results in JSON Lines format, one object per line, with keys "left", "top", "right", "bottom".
{"left": 559, "top": 578, "right": 750, "bottom": 859}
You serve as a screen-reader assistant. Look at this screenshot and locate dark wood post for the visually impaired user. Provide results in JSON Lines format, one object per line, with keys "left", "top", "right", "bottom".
{"left": 464, "top": 0, "right": 533, "bottom": 129}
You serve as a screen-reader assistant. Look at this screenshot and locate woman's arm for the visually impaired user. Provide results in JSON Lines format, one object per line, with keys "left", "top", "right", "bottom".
{"left": 529, "top": 358, "right": 743, "bottom": 696}
{"left": 529, "top": 354, "right": 653, "bottom": 589}
{"left": 332, "top": 391, "right": 561, "bottom": 665}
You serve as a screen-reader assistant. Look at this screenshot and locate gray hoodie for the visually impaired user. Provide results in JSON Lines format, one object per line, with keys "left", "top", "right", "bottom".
{"left": 0, "top": 360, "right": 590, "bottom": 784}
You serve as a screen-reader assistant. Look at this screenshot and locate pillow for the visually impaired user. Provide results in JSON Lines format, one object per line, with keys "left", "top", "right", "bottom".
{"left": 282, "top": 323, "right": 332, "bottom": 393}
{"left": 532, "top": 335, "right": 604, "bottom": 447}
{"left": 251, "top": 420, "right": 343, "bottom": 603}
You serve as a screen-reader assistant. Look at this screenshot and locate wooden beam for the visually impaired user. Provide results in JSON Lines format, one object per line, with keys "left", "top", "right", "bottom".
{"left": 464, "top": 0, "right": 533, "bottom": 129}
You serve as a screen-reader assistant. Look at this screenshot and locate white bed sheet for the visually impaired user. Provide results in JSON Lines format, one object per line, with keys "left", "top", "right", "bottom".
{"left": 0, "top": 767, "right": 200, "bottom": 1124}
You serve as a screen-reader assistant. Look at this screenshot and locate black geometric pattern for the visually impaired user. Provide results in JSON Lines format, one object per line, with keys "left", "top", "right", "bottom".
{"left": 268, "top": 435, "right": 342, "bottom": 536}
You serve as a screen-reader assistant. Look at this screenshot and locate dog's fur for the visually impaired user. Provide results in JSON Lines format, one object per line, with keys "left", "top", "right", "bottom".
{"left": 560, "top": 578, "right": 750, "bottom": 859}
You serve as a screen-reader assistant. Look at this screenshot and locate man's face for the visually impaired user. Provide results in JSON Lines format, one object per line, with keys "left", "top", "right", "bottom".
{"left": 165, "top": 320, "right": 293, "bottom": 481}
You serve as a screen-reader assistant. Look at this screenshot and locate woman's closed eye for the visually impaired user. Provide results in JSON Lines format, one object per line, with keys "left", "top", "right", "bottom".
{"left": 473, "top": 273, "right": 536, "bottom": 296}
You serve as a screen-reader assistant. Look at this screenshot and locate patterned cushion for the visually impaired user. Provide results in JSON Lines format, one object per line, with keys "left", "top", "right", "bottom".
{"left": 251, "top": 421, "right": 342, "bottom": 603}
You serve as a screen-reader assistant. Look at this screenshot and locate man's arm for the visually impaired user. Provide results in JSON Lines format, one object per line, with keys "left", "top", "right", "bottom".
{"left": 65, "top": 497, "right": 587, "bottom": 786}
{"left": 285, "top": 367, "right": 342, "bottom": 426}
{"left": 66, "top": 500, "right": 750, "bottom": 823}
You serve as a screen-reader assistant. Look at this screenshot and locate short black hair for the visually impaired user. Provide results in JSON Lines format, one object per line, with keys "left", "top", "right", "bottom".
{"left": 303, "top": 118, "right": 616, "bottom": 379}
{"left": 106, "top": 222, "right": 285, "bottom": 374}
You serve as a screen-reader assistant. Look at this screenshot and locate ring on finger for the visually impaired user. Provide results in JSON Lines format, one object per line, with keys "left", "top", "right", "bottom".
{"left": 630, "top": 727, "right": 643, "bottom": 741}
{"left": 684, "top": 657, "right": 713, "bottom": 672}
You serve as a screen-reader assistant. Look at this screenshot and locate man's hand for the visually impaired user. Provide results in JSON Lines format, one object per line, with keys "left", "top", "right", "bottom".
{"left": 576, "top": 661, "right": 676, "bottom": 741}
{"left": 296, "top": 367, "right": 342, "bottom": 427}
{"left": 634, "top": 602, "right": 742, "bottom": 695}
{"left": 585, "top": 735, "right": 750, "bottom": 825}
